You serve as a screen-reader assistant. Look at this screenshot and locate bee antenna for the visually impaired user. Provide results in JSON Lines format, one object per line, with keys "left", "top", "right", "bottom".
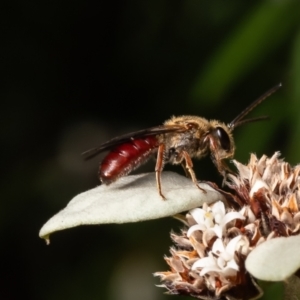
{"left": 231, "top": 115, "right": 270, "bottom": 128}
{"left": 228, "top": 83, "right": 281, "bottom": 130}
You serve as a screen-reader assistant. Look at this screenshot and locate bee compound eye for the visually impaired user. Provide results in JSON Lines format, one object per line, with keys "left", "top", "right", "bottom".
{"left": 216, "top": 127, "right": 231, "bottom": 151}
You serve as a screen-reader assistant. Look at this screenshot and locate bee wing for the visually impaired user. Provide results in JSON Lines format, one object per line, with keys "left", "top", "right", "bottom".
{"left": 82, "top": 125, "right": 186, "bottom": 159}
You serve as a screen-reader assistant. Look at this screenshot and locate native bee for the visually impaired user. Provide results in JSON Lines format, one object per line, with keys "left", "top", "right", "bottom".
{"left": 83, "top": 84, "right": 281, "bottom": 199}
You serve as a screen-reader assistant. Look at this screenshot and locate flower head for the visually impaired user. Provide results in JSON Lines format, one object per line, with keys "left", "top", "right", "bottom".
{"left": 155, "top": 153, "right": 300, "bottom": 299}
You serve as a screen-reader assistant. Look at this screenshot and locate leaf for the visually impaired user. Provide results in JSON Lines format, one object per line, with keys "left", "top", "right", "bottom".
{"left": 39, "top": 171, "right": 225, "bottom": 244}
{"left": 245, "top": 235, "right": 300, "bottom": 281}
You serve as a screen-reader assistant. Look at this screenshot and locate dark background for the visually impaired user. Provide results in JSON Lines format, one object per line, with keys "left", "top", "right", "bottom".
{"left": 2, "top": 0, "right": 300, "bottom": 299}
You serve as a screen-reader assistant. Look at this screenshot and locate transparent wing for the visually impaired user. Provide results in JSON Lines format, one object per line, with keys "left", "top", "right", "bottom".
{"left": 82, "top": 125, "right": 186, "bottom": 159}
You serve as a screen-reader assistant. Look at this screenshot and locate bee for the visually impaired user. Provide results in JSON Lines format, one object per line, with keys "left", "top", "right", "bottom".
{"left": 83, "top": 84, "right": 281, "bottom": 199}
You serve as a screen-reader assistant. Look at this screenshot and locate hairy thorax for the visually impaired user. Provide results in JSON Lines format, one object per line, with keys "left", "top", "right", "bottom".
{"left": 158, "top": 115, "right": 213, "bottom": 164}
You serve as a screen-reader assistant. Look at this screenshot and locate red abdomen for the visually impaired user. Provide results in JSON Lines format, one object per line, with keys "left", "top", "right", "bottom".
{"left": 99, "top": 136, "right": 158, "bottom": 184}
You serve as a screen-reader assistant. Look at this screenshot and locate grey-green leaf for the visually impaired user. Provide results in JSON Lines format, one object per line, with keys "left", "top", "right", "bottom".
{"left": 39, "top": 172, "right": 225, "bottom": 244}
{"left": 246, "top": 235, "right": 300, "bottom": 281}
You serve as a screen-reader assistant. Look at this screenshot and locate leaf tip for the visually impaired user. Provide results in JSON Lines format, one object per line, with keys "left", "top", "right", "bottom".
{"left": 39, "top": 231, "right": 51, "bottom": 245}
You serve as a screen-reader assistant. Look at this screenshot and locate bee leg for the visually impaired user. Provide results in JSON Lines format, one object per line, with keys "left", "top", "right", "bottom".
{"left": 155, "top": 144, "right": 166, "bottom": 200}
{"left": 182, "top": 150, "right": 206, "bottom": 193}
{"left": 181, "top": 161, "right": 191, "bottom": 178}
{"left": 206, "top": 134, "right": 235, "bottom": 183}
{"left": 214, "top": 158, "right": 235, "bottom": 186}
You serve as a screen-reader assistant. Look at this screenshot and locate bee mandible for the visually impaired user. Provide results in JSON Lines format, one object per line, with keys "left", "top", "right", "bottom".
{"left": 83, "top": 84, "right": 281, "bottom": 199}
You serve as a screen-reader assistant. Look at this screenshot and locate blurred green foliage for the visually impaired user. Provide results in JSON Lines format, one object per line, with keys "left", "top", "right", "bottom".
{"left": 2, "top": 0, "right": 300, "bottom": 299}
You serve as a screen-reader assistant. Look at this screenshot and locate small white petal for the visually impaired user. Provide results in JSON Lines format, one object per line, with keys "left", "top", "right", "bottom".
{"left": 192, "top": 252, "right": 217, "bottom": 270}
{"left": 220, "top": 211, "right": 245, "bottom": 228}
{"left": 39, "top": 172, "right": 225, "bottom": 243}
{"left": 187, "top": 224, "right": 207, "bottom": 237}
{"left": 226, "top": 258, "right": 239, "bottom": 271}
{"left": 225, "top": 235, "right": 242, "bottom": 257}
{"left": 211, "top": 201, "right": 226, "bottom": 223}
{"left": 246, "top": 235, "right": 300, "bottom": 281}
{"left": 212, "top": 225, "right": 223, "bottom": 239}
{"left": 189, "top": 208, "right": 206, "bottom": 225}
{"left": 192, "top": 256, "right": 216, "bottom": 270}
{"left": 241, "top": 206, "right": 256, "bottom": 223}
{"left": 217, "top": 256, "right": 226, "bottom": 269}
{"left": 237, "top": 236, "right": 250, "bottom": 256}
{"left": 202, "top": 229, "right": 217, "bottom": 247}
{"left": 212, "top": 238, "right": 225, "bottom": 255}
